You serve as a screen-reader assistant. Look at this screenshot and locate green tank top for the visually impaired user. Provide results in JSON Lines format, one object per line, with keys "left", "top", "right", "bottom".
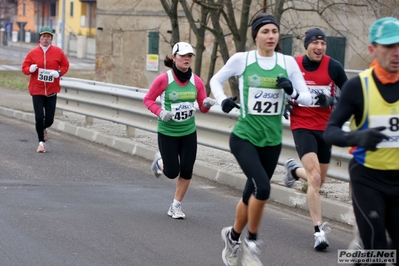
{"left": 158, "top": 70, "right": 197, "bottom": 137}
{"left": 233, "top": 51, "right": 288, "bottom": 146}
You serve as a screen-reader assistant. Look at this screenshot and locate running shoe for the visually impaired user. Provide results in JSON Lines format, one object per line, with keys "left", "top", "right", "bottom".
{"left": 348, "top": 226, "right": 363, "bottom": 251}
{"left": 43, "top": 129, "right": 49, "bottom": 141}
{"left": 167, "top": 203, "right": 185, "bottom": 219}
{"left": 283, "top": 158, "right": 298, "bottom": 188}
{"left": 314, "top": 222, "right": 331, "bottom": 250}
{"left": 36, "top": 141, "right": 46, "bottom": 153}
{"left": 242, "top": 238, "right": 263, "bottom": 266}
{"left": 221, "top": 226, "right": 241, "bottom": 266}
{"left": 151, "top": 151, "right": 163, "bottom": 177}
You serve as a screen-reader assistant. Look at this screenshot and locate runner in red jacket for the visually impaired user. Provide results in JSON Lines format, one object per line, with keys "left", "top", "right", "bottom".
{"left": 22, "top": 26, "right": 69, "bottom": 153}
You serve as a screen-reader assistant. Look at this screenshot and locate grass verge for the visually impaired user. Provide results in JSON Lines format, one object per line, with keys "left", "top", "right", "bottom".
{"left": 0, "top": 70, "right": 96, "bottom": 90}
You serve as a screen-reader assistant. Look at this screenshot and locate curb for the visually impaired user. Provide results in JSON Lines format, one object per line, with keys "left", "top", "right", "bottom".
{"left": 0, "top": 106, "right": 355, "bottom": 226}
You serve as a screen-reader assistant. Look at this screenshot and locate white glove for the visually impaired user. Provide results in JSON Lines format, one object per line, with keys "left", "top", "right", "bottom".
{"left": 29, "top": 64, "right": 38, "bottom": 73}
{"left": 203, "top": 97, "right": 216, "bottom": 108}
{"left": 159, "top": 110, "right": 174, "bottom": 122}
{"left": 49, "top": 70, "right": 60, "bottom": 78}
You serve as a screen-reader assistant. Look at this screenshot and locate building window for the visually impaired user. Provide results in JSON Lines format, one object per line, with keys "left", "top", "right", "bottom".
{"left": 50, "top": 3, "right": 56, "bottom": 17}
{"left": 70, "top": 2, "right": 74, "bottom": 17}
{"left": 22, "top": 2, "right": 26, "bottom": 16}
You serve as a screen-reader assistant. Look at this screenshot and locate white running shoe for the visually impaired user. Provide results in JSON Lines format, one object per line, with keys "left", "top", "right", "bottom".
{"left": 221, "top": 226, "right": 241, "bottom": 266}
{"left": 242, "top": 239, "right": 263, "bottom": 266}
{"left": 151, "top": 151, "right": 163, "bottom": 177}
{"left": 314, "top": 222, "right": 331, "bottom": 250}
{"left": 36, "top": 141, "right": 46, "bottom": 153}
{"left": 167, "top": 203, "right": 185, "bottom": 219}
{"left": 283, "top": 158, "right": 298, "bottom": 188}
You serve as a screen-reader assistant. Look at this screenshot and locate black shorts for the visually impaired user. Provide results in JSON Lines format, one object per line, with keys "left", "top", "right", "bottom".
{"left": 292, "top": 128, "right": 332, "bottom": 164}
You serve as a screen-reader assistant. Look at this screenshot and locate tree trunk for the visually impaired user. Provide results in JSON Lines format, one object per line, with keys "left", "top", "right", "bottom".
{"left": 160, "top": 0, "right": 180, "bottom": 44}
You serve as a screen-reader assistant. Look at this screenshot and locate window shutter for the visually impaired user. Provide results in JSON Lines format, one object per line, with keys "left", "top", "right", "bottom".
{"left": 326, "top": 36, "right": 346, "bottom": 67}
{"left": 148, "top": 32, "right": 159, "bottom": 54}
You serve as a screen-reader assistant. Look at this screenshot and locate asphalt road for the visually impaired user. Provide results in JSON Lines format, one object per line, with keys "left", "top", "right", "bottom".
{"left": 0, "top": 115, "right": 355, "bottom": 266}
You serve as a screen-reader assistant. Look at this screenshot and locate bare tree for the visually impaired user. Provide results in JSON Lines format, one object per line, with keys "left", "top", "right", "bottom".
{"left": 160, "top": 0, "right": 181, "bottom": 45}
{"left": 190, "top": 0, "right": 253, "bottom": 96}
{"left": 0, "top": 0, "right": 16, "bottom": 28}
{"left": 160, "top": 0, "right": 397, "bottom": 97}
{"left": 179, "top": 0, "right": 209, "bottom": 77}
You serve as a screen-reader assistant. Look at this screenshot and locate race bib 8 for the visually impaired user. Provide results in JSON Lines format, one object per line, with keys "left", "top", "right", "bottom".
{"left": 37, "top": 68, "right": 54, "bottom": 83}
{"left": 372, "top": 115, "right": 399, "bottom": 148}
{"left": 248, "top": 87, "right": 284, "bottom": 115}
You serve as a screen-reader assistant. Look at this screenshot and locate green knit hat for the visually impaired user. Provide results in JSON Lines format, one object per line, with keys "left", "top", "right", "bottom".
{"left": 39, "top": 26, "right": 53, "bottom": 36}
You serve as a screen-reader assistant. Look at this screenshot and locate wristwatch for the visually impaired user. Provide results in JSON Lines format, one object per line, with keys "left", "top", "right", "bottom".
{"left": 57, "top": 70, "right": 61, "bottom": 76}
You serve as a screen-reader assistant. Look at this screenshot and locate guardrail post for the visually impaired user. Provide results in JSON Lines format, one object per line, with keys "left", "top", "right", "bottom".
{"left": 85, "top": 116, "right": 93, "bottom": 125}
{"left": 126, "top": 126, "right": 136, "bottom": 137}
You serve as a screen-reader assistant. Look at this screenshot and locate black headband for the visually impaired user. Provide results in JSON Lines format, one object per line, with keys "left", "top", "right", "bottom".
{"left": 251, "top": 16, "right": 279, "bottom": 32}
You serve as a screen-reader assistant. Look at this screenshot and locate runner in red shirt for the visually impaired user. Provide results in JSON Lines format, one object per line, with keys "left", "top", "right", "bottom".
{"left": 282, "top": 28, "right": 348, "bottom": 250}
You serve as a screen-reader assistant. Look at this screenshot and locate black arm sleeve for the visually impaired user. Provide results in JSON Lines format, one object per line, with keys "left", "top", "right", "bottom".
{"left": 328, "top": 58, "right": 348, "bottom": 90}
{"left": 323, "top": 77, "right": 364, "bottom": 147}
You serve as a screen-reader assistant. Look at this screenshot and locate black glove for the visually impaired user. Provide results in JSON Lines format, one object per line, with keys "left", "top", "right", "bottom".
{"left": 347, "top": 126, "right": 389, "bottom": 151}
{"left": 315, "top": 93, "right": 334, "bottom": 108}
{"left": 283, "top": 100, "right": 297, "bottom": 120}
{"left": 276, "top": 77, "right": 293, "bottom": 95}
{"left": 221, "top": 96, "right": 240, "bottom": 113}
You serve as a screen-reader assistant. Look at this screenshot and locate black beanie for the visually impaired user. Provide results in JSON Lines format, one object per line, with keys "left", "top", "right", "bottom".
{"left": 304, "top": 28, "right": 326, "bottom": 49}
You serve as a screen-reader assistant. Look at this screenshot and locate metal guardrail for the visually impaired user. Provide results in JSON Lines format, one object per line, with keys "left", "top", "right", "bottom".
{"left": 58, "top": 77, "right": 357, "bottom": 182}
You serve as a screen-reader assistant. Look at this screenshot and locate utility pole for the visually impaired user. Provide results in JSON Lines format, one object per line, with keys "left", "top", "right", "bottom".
{"left": 61, "top": 0, "right": 66, "bottom": 50}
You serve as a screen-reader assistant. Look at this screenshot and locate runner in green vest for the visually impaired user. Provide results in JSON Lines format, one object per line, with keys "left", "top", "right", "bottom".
{"left": 143, "top": 42, "right": 216, "bottom": 219}
{"left": 210, "top": 13, "right": 312, "bottom": 266}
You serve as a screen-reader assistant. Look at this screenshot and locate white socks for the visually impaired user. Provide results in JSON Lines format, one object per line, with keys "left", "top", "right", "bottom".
{"left": 173, "top": 199, "right": 181, "bottom": 207}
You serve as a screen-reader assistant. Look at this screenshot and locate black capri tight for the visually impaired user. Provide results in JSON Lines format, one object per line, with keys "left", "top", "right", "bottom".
{"left": 230, "top": 133, "right": 281, "bottom": 204}
{"left": 158, "top": 131, "right": 197, "bottom": 180}
{"left": 32, "top": 94, "right": 57, "bottom": 142}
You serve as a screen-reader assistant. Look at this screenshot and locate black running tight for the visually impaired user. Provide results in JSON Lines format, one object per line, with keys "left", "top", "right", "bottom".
{"left": 349, "top": 159, "right": 399, "bottom": 265}
{"left": 32, "top": 94, "right": 57, "bottom": 142}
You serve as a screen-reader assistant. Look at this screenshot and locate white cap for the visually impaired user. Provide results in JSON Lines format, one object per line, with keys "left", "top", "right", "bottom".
{"left": 172, "top": 42, "right": 195, "bottom": 56}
